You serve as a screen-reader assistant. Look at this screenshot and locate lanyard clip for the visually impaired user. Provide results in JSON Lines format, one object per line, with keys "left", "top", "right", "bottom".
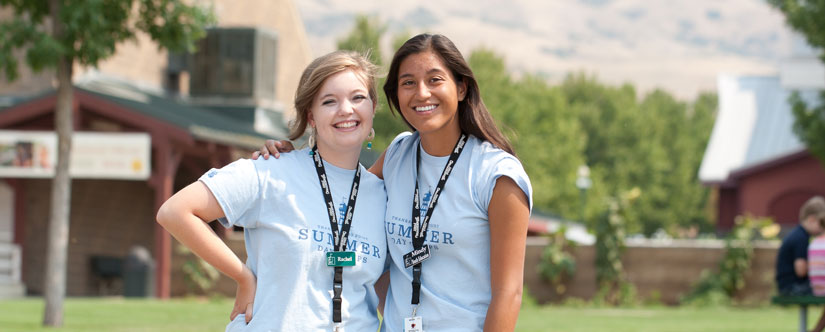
{"left": 411, "top": 304, "right": 420, "bottom": 317}
{"left": 334, "top": 323, "right": 342, "bottom": 332}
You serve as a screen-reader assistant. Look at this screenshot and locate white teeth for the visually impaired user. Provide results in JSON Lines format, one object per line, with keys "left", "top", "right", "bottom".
{"left": 335, "top": 121, "right": 357, "bottom": 128}
{"left": 415, "top": 105, "right": 436, "bottom": 112}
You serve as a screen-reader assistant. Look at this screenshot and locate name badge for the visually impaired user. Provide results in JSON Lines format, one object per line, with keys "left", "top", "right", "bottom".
{"left": 326, "top": 251, "right": 356, "bottom": 267}
{"left": 404, "top": 316, "right": 423, "bottom": 332}
{"left": 403, "top": 244, "right": 430, "bottom": 268}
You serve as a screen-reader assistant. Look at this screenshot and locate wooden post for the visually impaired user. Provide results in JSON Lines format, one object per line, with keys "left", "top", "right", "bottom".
{"left": 150, "top": 138, "right": 180, "bottom": 298}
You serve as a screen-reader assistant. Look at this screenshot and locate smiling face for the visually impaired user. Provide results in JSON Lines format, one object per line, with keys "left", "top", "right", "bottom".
{"left": 308, "top": 69, "right": 375, "bottom": 154}
{"left": 396, "top": 51, "right": 467, "bottom": 140}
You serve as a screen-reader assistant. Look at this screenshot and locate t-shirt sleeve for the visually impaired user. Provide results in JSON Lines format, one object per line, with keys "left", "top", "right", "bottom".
{"left": 198, "top": 158, "right": 263, "bottom": 229}
{"left": 794, "top": 235, "right": 810, "bottom": 261}
{"left": 476, "top": 153, "right": 533, "bottom": 214}
{"left": 382, "top": 131, "right": 413, "bottom": 172}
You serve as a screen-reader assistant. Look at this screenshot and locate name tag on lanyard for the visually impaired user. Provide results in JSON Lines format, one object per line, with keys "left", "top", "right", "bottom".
{"left": 404, "top": 316, "right": 424, "bottom": 332}
{"left": 403, "top": 244, "right": 430, "bottom": 268}
{"left": 310, "top": 146, "right": 363, "bottom": 326}
{"left": 404, "top": 134, "right": 468, "bottom": 309}
{"left": 327, "top": 251, "right": 356, "bottom": 267}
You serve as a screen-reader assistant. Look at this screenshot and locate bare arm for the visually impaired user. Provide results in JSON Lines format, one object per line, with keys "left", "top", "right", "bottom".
{"left": 156, "top": 182, "right": 256, "bottom": 322}
{"left": 367, "top": 149, "right": 387, "bottom": 179}
{"left": 374, "top": 271, "right": 390, "bottom": 315}
{"left": 796, "top": 258, "right": 808, "bottom": 278}
{"left": 483, "top": 177, "right": 530, "bottom": 332}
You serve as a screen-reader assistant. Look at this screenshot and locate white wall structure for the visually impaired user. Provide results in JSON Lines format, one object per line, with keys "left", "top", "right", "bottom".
{"left": 0, "top": 181, "right": 24, "bottom": 298}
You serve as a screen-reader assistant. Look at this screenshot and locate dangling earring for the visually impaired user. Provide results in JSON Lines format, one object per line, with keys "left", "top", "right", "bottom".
{"left": 308, "top": 128, "right": 316, "bottom": 155}
{"left": 366, "top": 128, "right": 375, "bottom": 150}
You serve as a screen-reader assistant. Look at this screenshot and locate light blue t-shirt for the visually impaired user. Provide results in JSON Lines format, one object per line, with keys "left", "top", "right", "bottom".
{"left": 199, "top": 148, "right": 387, "bottom": 332}
{"left": 381, "top": 132, "right": 533, "bottom": 332}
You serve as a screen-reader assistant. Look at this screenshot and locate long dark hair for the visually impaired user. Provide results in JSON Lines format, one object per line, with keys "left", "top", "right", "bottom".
{"left": 383, "top": 33, "right": 516, "bottom": 156}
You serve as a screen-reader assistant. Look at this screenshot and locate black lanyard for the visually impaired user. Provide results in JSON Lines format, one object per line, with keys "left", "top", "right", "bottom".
{"left": 408, "top": 133, "right": 468, "bottom": 305}
{"left": 311, "top": 146, "right": 362, "bottom": 324}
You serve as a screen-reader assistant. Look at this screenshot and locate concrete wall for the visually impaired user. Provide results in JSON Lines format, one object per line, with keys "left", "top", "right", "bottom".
{"left": 21, "top": 179, "right": 155, "bottom": 296}
{"left": 186, "top": 236, "right": 779, "bottom": 306}
{"left": 524, "top": 237, "right": 777, "bottom": 305}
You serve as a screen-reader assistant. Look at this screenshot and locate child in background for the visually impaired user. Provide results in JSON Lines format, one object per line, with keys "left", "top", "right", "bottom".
{"left": 810, "top": 214, "right": 825, "bottom": 296}
{"left": 776, "top": 196, "right": 825, "bottom": 296}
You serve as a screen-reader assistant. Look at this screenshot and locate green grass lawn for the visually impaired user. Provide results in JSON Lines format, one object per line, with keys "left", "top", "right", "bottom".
{"left": 0, "top": 297, "right": 230, "bottom": 332}
{"left": 0, "top": 297, "right": 813, "bottom": 331}
{"left": 516, "top": 305, "right": 807, "bottom": 332}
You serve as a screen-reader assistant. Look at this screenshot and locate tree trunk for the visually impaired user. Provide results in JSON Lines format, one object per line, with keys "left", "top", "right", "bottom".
{"left": 43, "top": 0, "right": 73, "bottom": 326}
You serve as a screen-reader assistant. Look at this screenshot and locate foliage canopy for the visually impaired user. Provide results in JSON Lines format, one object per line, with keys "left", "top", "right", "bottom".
{"left": 337, "top": 15, "right": 716, "bottom": 236}
{"left": 768, "top": 0, "right": 825, "bottom": 164}
{"left": 0, "top": 0, "right": 214, "bottom": 80}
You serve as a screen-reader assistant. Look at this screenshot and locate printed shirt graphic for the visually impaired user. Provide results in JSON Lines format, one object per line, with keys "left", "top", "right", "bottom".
{"left": 199, "top": 149, "right": 387, "bottom": 332}
{"left": 381, "top": 132, "right": 532, "bottom": 332}
{"left": 420, "top": 189, "right": 432, "bottom": 216}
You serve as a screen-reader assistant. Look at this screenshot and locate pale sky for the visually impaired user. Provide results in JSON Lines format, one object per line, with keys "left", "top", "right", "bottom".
{"left": 296, "top": 0, "right": 806, "bottom": 100}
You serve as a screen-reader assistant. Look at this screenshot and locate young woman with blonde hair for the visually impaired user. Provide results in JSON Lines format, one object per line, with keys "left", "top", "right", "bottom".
{"left": 158, "top": 50, "right": 387, "bottom": 331}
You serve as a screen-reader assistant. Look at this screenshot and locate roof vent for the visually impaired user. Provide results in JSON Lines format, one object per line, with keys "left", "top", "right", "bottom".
{"left": 186, "top": 27, "right": 278, "bottom": 107}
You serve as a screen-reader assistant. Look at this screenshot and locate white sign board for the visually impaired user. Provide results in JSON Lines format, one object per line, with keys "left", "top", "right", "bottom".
{"left": 0, "top": 131, "right": 151, "bottom": 180}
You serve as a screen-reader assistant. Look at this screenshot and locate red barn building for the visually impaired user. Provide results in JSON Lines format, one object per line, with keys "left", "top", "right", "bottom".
{"left": 0, "top": 76, "right": 279, "bottom": 298}
{"left": 699, "top": 38, "right": 825, "bottom": 231}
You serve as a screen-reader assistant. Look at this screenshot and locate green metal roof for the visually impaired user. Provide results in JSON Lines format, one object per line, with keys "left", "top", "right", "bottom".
{"left": 80, "top": 84, "right": 281, "bottom": 149}
{"left": 1, "top": 78, "right": 288, "bottom": 149}
{"left": 0, "top": 89, "right": 54, "bottom": 110}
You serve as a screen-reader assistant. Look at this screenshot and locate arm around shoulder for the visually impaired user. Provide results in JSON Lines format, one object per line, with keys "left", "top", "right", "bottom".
{"left": 367, "top": 149, "right": 387, "bottom": 179}
{"left": 369, "top": 131, "right": 415, "bottom": 180}
{"left": 484, "top": 176, "right": 530, "bottom": 332}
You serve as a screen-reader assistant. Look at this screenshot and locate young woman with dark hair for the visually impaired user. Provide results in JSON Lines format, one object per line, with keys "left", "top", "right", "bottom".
{"left": 382, "top": 33, "right": 515, "bottom": 156}
{"left": 256, "top": 34, "right": 532, "bottom": 331}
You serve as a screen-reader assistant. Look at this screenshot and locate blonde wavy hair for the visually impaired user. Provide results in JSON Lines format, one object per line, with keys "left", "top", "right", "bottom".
{"left": 289, "top": 50, "right": 378, "bottom": 141}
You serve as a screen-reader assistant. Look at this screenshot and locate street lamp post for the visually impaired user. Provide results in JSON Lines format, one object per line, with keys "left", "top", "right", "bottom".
{"left": 576, "top": 165, "right": 592, "bottom": 223}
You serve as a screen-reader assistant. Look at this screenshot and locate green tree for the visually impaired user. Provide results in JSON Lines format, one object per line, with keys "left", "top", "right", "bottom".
{"left": 594, "top": 190, "right": 637, "bottom": 306}
{"left": 334, "top": 15, "right": 410, "bottom": 152}
{"left": 768, "top": 0, "right": 825, "bottom": 163}
{"left": 391, "top": 30, "right": 412, "bottom": 54}
{"left": 469, "top": 49, "right": 585, "bottom": 219}
{"left": 789, "top": 92, "right": 825, "bottom": 162}
{"left": 333, "top": 15, "right": 715, "bottom": 235}
{"left": 336, "top": 15, "right": 386, "bottom": 67}
{"left": 768, "top": 0, "right": 825, "bottom": 63}
{"left": 631, "top": 90, "right": 716, "bottom": 235}
{"left": 560, "top": 74, "right": 715, "bottom": 235}
{"left": 0, "top": 0, "right": 214, "bottom": 326}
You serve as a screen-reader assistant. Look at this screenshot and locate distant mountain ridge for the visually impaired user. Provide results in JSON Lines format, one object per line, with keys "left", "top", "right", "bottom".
{"left": 295, "top": 0, "right": 804, "bottom": 100}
